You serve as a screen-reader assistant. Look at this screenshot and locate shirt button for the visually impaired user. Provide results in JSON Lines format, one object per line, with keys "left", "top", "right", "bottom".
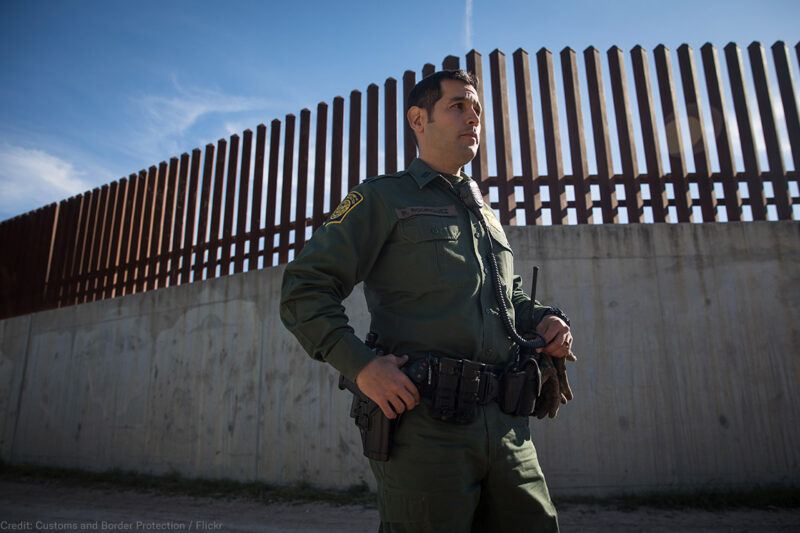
{"left": 474, "top": 232, "right": 480, "bottom": 238}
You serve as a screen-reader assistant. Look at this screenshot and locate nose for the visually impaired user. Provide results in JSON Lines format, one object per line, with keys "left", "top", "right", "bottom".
{"left": 466, "top": 108, "right": 480, "bottom": 127}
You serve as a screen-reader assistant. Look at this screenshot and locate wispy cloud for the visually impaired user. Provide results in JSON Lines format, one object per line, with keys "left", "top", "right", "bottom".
{"left": 0, "top": 79, "right": 287, "bottom": 222}
{"left": 465, "top": 0, "right": 473, "bottom": 50}
{"left": 129, "top": 78, "right": 275, "bottom": 165}
{"left": 223, "top": 120, "right": 252, "bottom": 137}
{"left": 720, "top": 97, "right": 794, "bottom": 172}
{"left": 0, "top": 144, "right": 94, "bottom": 220}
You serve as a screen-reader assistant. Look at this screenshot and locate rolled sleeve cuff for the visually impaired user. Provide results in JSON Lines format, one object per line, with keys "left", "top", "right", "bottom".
{"left": 516, "top": 299, "right": 550, "bottom": 333}
{"left": 531, "top": 302, "right": 550, "bottom": 327}
{"left": 326, "top": 335, "right": 377, "bottom": 381}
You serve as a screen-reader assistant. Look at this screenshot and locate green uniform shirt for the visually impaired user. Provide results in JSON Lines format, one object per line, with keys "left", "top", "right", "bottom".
{"left": 280, "top": 158, "right": 549, "bottom": 381}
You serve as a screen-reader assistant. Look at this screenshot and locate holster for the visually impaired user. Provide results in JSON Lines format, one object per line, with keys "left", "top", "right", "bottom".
{"left": 338, "top": 374, "right": 395, "bottom": 461}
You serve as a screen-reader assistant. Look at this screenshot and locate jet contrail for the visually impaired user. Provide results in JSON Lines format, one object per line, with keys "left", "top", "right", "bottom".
{"left": 465, "top": 0, "right": 473, "bottom": 49}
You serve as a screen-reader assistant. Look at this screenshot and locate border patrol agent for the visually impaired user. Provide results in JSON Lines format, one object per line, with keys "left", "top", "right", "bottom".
{"left": 280, "top": 70, "right": 573, "bottom": 532}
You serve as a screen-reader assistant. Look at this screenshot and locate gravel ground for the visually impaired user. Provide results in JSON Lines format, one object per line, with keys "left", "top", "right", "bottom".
{"left": 2, "top": 480, "right": 800, "bottom": 532}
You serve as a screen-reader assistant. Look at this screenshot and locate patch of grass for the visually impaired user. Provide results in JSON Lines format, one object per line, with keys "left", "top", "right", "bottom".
{"left": 3, "top": 460, "right": 798, "bottom": 511}
{"left": 555, "top": 484, "right": 800, "bottom": 511}
{"left": 0, "top": 460, "right": 376, "bottom": 508}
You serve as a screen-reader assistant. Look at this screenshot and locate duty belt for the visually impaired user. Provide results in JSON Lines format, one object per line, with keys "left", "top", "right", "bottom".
{"left": 340, "top": 350, "right": 542, "bottom": 461}
{"left": 404, "top": 354, "right": 509, "bottom": 422}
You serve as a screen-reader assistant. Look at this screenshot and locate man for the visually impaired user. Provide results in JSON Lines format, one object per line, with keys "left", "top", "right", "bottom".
{"left": 280, "top": 70, "right": 572, "bottom": 532}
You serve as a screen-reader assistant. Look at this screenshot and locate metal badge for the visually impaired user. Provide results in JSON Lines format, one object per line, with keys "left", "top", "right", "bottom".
{"left": 457, "top": 179, "right": 484, "bottom": 214}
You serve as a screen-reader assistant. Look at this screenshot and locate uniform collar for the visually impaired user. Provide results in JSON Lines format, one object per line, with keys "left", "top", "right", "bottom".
{"left": 407, "top": 158, "right": 472, "bottom": 189}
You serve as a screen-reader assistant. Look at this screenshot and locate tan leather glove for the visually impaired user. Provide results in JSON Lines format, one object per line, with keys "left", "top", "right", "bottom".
{"left": 533, "top": 354, "right": 561, "bottom": 419}
{"left": 533, "top": 351, "right": 577, "bottom": 418}
{"left": 554, "top": 351, "right": 577, "bottom": 404}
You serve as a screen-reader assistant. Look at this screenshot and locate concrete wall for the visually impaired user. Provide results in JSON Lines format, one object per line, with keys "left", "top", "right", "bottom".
{"left": 1, "top": 221, "right": 798, "bottom": 496}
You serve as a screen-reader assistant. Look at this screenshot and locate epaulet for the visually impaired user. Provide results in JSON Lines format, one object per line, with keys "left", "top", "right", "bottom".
{"left": 363, "top": 170, "right": 408, "bottom": 183}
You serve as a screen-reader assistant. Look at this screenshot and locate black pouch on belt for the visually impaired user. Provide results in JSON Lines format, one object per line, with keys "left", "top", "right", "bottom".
{"left": 501, "top": 369, "right": 526, "bottom": 414}
{"left": 500, "top": 357, "right": 541, "bottom": 416}
{"left": 515, "top": 359, "right": 541, "bottom": 416}
{"left": 454, "top": 360, "right": 482, "bottom": 423}
{"left": 432, "top": 357, "right": 460, "bottom": 421}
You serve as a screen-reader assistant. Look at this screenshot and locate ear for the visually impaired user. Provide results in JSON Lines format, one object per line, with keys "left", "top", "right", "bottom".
{"left": 407, "top": 106, "right": 426, "bottom": 136}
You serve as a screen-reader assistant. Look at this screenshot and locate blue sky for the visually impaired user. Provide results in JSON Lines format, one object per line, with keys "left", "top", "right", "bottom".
{"left": 1, "top": 0, "right": 798, "bottom": 222}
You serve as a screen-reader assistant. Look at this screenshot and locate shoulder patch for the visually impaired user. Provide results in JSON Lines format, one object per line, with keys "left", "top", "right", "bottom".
{"left": 326, "top": 191, "right": 364, "bottom": 225}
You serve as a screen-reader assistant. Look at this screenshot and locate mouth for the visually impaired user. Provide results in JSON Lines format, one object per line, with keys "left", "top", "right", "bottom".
{"left": 461, "top": 132, "right": 479, "bottom": 142}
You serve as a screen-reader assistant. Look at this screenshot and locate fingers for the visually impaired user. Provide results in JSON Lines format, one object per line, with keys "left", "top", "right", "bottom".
{"left": 535, "top": 315, "right": 573, "bottom": 358}
{"left": 356, "top": 354, "right": 420, "bottom": 419}
{"left": 375, "top": 400, "right": 396, "bottom": 419}
{"left": 388, "top": 379, "right": 421, "bottom": 415}
{"left": 393, "top": 354, "right": 408, "bottom": 365}
{"left": 378, "top": 376, "right": 419, "bottom": 419}
{"left": 553, "top": 353, "right": 574, "bottom": 403}
{"left": 386, "top": 354, "right": 421, "bottom": 407}
{"left": 559, "top": 377, "right": 574, "bottom": 402}
{"left": 538, "top": 334, "right": 572, "bottom": 358}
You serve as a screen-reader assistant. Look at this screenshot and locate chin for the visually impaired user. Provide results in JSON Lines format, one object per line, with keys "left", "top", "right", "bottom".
{"left": 462, "top": 148, "right": 478, "bottom": 163}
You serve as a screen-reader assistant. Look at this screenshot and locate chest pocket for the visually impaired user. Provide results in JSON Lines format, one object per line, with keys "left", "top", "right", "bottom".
{"left": 485, "top": 222, "right": 515, "bottom": 303}
{"left": 401, "top": 217, "right": 461, "bottom": 243}
{"left": 394, "top": 216, "right": 469, "bottom": 286}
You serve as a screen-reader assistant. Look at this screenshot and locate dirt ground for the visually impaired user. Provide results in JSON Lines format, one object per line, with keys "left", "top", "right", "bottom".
{"left": 2, "top": 480, "right": 800, "bottom": 532}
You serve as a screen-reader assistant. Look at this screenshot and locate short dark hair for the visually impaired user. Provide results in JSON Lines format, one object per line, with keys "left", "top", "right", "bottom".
{"left": 407, "top": 69, "right": 479, "bottom": 117}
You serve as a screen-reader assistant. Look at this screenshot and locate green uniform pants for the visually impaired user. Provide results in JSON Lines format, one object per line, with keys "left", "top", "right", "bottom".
{"left": 370, "top": 402, "right": 559, "bottom": 532}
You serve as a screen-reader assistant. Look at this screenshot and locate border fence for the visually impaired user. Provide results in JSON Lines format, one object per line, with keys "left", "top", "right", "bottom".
{"left": 1, "top": 41, "right": 798, "bottom": 320}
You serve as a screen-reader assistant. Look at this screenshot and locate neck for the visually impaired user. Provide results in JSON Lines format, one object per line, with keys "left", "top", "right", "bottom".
{"left": 417, "top": 156, "right": 462, "bottom": 176}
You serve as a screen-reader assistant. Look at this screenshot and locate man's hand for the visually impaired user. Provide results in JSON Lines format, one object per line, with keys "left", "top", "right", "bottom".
{"left": 355, "top": 355, "right": 420, "bottom": 419}
{"left": 535, "top": 315, "right": 573, "bottom": 358}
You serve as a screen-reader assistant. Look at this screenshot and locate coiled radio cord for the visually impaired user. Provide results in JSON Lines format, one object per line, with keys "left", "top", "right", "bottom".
{"left": 456, "top": 179, "right": 546, "bottom": 351}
